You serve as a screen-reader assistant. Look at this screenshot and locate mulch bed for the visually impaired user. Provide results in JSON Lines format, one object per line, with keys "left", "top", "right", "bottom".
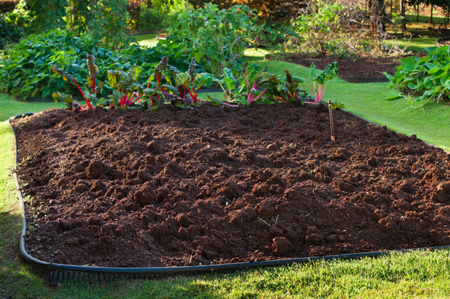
{"left": 12, "top": 103, "right": 450, "bottom": 268}
{"left": 281, "top": 54, "right": 419, "bottom": 79}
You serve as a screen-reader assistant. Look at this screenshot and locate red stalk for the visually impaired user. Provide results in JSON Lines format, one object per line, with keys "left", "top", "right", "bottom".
{"left": 72, "top": 79, "right": 91, "bottom": 107}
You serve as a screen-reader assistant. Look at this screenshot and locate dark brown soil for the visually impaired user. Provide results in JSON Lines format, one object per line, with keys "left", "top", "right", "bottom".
{"left": 281, "top": 55, "right": 415, "bottom": 79}
{"left": 12, "top": 103, "right": 450, "bottom": 268}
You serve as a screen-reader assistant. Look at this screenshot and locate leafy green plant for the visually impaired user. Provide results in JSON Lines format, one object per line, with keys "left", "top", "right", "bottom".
{"left": 385, "top": 46, "right": 450, "bottom": 104}
{"left": 207, "top": 68, "right": 241, "bottom": 107}
{"left": 291, "top": 0, "right": 344, "bottom": 58}
{"left": 89, "top": 0, "right": 134, "bottom": 50}
{"left": 52, "top": 53, "right": 104, "bottom": 110}
{"left": 270, "top": 69, "right": 309, "bottom": 102}
{"left": 0, "top": 29, "right": 193, "bottom": 100}
{"left": 237, "top": 63, "right": 278, "bottom": 106}
{"left": 165, "top": 58, "right": 216, "bottom": 105}
{"left": 27, "top": 0, "right": 68, "bottom": 33}
{"left": 208, "top": 63, "right": 279, "bottom": 107}
{"left": 107, "top": 66, "right": 145, "bottom": 108}
{"left": 161, "top": 3, "right": 267, "bottom": 77}
{"left": 304, "top": 62, "right": 338, "bottom": 104}
{"left": 142, "top": 56, "right": 179, "bottom": 110}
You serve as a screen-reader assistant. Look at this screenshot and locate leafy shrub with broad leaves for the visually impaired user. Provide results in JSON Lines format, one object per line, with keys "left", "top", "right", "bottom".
{"left": 0, "top": 29, "right": 195, "bottom": 99}
{"left": 385, "top": 46, "right": 450, "bottom": 104}
{"left": 160, "top": 3, "right": 295, "bottom": 77}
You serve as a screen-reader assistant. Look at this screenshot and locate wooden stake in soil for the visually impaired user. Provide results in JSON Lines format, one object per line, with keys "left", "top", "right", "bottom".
{"left": 328, "top": 100, "right": 335, "bottom": 141}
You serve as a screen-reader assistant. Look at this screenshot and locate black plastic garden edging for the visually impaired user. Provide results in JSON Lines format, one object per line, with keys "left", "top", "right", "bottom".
{"left": 337, "top": 75, "right": 389, "bottom": 84}
{"left": 8, "top": 112, "right": 450, "bottom": 286}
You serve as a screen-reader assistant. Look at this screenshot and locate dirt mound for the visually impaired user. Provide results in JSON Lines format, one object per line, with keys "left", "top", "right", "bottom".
{"left": 12, "top": 102, "right": 450, "bottom": 267}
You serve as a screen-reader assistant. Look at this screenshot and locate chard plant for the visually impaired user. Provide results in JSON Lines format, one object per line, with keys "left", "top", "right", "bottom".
{"left": 52, "top": 53, "right": 104, "bottom": 110}
{"left": 207, "top": 68, "right": 241, "bottom": 107}
{"left": 271, "top": 69, "right": 309, "bottom": 102}
{"left": 164, "top": 58, "right": 216, "bottom": 108}
{"left": 304, "top": 62, "right": 338, "bottom": 104}
{"left": 107, "top": 66, "right": 145, "bottom": 108}
{"left": 238, "top": 63, "right": 278, "bottom": 106}
{"left": 142, "top": 56, "right": 178, "bottom": 110}
{"left": 208, "top": 63, "right": 278, "bottom": 107}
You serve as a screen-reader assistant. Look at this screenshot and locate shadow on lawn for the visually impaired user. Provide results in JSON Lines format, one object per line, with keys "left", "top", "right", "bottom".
{"left": 0, "top": 210, "right": 47, "bottom": 298}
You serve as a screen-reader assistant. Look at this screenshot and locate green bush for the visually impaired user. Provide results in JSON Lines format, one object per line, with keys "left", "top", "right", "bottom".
{"left": 0, "top": 13, "right": 24, "bottom": 49}
{"left": 289, "top": 0, "right": 388, "bottom": 58}
{"left": 0, "top": 29, "right": 195, "bottom": 99}
{"left": 137, "top": 3, "right": 178, "bottom": 33}
{"left": 385, "top": 46, "right": 450, "bottom": 104}
{"left": 160, "top": 3, "right": 269, "bottom": 77}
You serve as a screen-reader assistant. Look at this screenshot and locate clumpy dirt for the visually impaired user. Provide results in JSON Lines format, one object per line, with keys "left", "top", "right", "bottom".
{"left": 12, "top": 102, "right": 450, "bottom": 268}
{"left": 280, "top": 55, "right": 419, "bottom": 79}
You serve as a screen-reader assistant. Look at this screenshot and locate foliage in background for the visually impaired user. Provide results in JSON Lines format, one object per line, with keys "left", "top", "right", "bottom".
{"left": 188, "top": 0, "right": 308, "bottom": 21}
{"left": 0, "top": 0, "right": 19, "bottom": 13}
{"left": 289, "top": 0, "right": 411, "bottom": 58}
{"left": 162, "top": 3, "right": 297, "bottom": 77}
{"left": 65, "top": 0, "right": 90, "bottom": 34}
{"left": 3, "top": 0, "right": 30, "bottom": 31}
{"left": 161, "top": 4, "right": 260, "bottom": 77}
{"left": 136, "top": 2, "right": 178, "bottom": 32}
{"left": 88, "top": 0, "right": 134, "bottom": 49}
{"left": 291, "top": 0, "right": 345, "bottom": 57}
{"left": 25, "top": 0, "right": 133, "bottom": 49}
{"left": 0, "top": 12, "right": 23, "bottom": 49}
{"left": 0, "top": 30, "right": 194, "bottom": 99}
{"left": 27, "top": 0, "right": 68, "bottom": 32}
{"left": 385, "top": 45, "right": 450, "bottom": 105}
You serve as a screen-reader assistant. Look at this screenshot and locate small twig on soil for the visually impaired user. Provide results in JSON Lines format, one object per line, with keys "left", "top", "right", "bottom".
{"left": 258, "top": 217, "right": 271, "bottom": 226}
{"left": 274, "top": 215, "right": 279, "bottom": 226}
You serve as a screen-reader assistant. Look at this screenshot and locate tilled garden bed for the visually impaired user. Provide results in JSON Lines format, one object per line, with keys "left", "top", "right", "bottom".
{"left": 280, "top": 54, "right": 425, "bottom": 80}
{"left": 12, "top": 102, "right": 450, "bottom": 268}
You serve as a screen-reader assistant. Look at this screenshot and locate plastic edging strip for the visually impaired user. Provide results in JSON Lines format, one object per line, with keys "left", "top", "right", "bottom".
{"left": 9, "top": 112, "right": 450, "bottom": 286}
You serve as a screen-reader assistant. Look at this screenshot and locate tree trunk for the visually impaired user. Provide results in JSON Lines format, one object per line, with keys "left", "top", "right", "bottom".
{"left": 430, "top": 4, "right": 433, "bottom": 24}
{"left": 400, "top": 0, "right": 406, "bottom": 30}
{"left": 390, "top": 0, "right": 392, "bottom": 18}
{"left": 416, "top": 4, "right": 419, "bottom": 22}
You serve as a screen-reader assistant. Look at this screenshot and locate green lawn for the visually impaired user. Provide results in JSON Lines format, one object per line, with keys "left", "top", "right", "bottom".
{"left": 404, "top": 14, "right": 446, "bottom": 24}
{"left": 2, "top": 37, "right": 450, "bottom": 297}
{"left": 132, "top": 33, "right": 159, "bottom": 48}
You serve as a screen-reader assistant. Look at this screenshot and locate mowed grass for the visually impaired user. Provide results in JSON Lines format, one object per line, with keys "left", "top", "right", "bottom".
{"left": 132, "top": 33, "right": 159, "bottom": 47}
{"left": 1, "top": 36, "right": 450, "bottom": 297}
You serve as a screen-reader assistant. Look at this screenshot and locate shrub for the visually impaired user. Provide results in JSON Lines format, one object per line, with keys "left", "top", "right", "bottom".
{"left": 289, "top": 0, "right": 405, "bottom": 58}
{"left": 0, "top": 29, "right": 195, "bottom": 99}
{"left": 89, "top": 0, "right": 134, "bottom": 50}
{"left": 0, "top": 13, "right": 23, "bottom": 49}
{"left": 385, "top": 46, "right": 450, "bottom": 104}
{"left": 136, "top": 3, "right": 178, "bottom": 33}
{"left": 189, "top": 0, "right": 308, "bottom": 21}
{"left": 161, "top": 3, "right": 286, "bottom": 77}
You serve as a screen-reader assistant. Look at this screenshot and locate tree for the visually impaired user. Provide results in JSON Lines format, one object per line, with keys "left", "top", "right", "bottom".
{"left": 28, "top": 0, "right": 68, "bottom": 32}
{"left": 187, "top": 0, "right": 308, "bottom": 20}
{"left": 28, "top": 0, "right": 132, "bottom": 49}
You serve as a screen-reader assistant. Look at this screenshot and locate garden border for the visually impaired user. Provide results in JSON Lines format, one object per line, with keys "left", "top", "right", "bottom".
{"left": 337, "top": 75, "right": 389, "bottom": 84}
{"left": 9, "top": 112, "right": 450, "bottom": 286}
